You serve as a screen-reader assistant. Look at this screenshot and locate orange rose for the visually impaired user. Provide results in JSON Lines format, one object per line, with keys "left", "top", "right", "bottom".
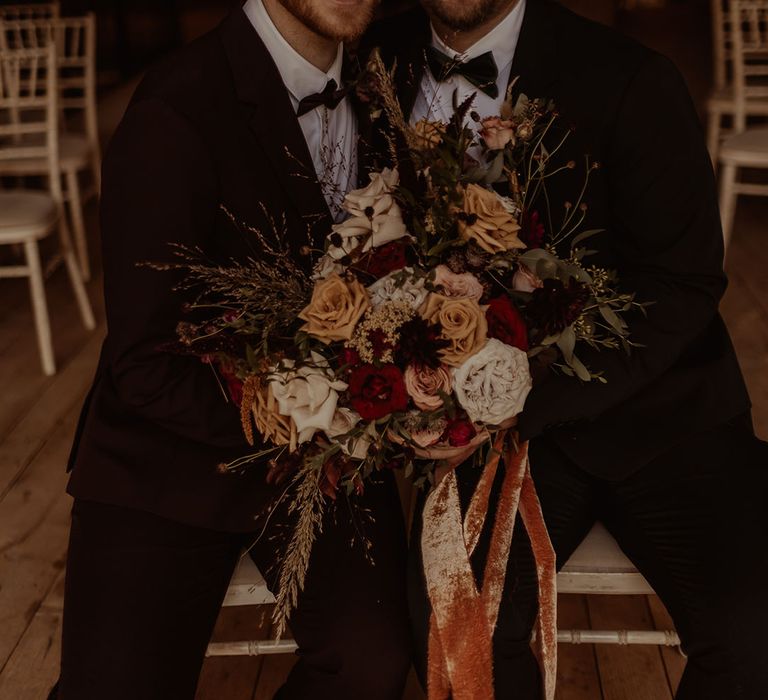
{"left": 299, "top": 273, "right": 370, "bottom": 344}
{"left": 420, "top": 293, "right": 488, "bottom": 367}
{"left": 458, "top": 184, "right": 525, "bottom": 254}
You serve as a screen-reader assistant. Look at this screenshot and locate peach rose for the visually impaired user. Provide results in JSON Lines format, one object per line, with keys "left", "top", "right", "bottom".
{"left": 458, "top": 184, "right": 525, "bottom": 254}
{"left": 479, "top": 116, "right": 516, "bottom": 150}
{"left": 404, "top": 364, "right": 453, "bottom": 411}
{"left": 421, "top": 293, "right": 488, "bottom": 367}
{"left": 432, "top": 264, "right": 484, "bottom": 301}
{"left": 299, "top": 273, "right": 370, "bottom": 343}
{"left": 412, "top": 119, "right": 446, "bottom": 149}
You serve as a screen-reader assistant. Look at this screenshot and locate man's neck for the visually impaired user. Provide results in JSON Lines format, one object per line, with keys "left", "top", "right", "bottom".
{"left": 261, "top": 0, "right": 338, "bottom": 71}
{"left": 431, "top": 0, "right": 520, "bottom": 54}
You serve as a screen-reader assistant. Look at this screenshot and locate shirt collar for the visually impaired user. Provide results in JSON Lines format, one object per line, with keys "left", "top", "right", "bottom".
{"left": 430, "top": 0, "right": 526, "bottom": 73}
{"left": 243, "top": 0, "right": 343, "bottom": 105}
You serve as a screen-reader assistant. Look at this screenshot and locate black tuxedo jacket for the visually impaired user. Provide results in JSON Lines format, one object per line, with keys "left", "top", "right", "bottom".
{"left": 67, "top": 9, "right": 362, "bottom": 531}
{"left": 367, "top": 0, "right": 751, "bottom": 478}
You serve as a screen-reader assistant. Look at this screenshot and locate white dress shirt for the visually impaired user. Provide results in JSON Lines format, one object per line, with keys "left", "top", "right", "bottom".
{"left": 410, "top": 0, "right": 526, "bottom": 161}
{"left": 244, "top": 0, "right": 357, "bottom": 220}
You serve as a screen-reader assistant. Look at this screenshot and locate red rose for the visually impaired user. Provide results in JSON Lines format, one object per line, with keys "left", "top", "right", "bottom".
{"left": 486, "top": 296, "right": 529, "bottom": 351}
{"left": 443, "top": 416, "right": 477, "bottom": 447}
{"left": 339, "top": 346, "right": 362, "bottom": 369}
{"left": 354, "top": 240, "right": 409, "bottom": 279}
{"left": 348, "top": 364, "right": 409, "bottom": 420}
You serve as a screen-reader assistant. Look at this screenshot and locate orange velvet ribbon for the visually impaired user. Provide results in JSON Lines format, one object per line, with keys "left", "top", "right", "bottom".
{"left": 422, "top": 434, "right": 557, "bottom": 700}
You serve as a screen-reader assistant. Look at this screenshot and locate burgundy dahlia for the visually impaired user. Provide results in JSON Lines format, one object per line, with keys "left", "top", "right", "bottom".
{"left": 525, "top": 278, "right": 590, "bottom": 337}
{"left": 395, "top": 317, "right": 450, "bottom": 369}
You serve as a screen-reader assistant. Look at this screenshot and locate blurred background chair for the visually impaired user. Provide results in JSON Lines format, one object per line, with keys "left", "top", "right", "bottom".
{"left": 0, "top": 12, "right": 99, "bottom": 280}
{"left": 0, "top": 2, "right": 60, "bottom": 22}
{"left": 0, "top": 46, "right": 94, "bottom": 375}
{"left": 707, "top": 0, "right": 768, "bottom": 165}
{"left": 718, "top": 0, "right": 768, "bottom": 247}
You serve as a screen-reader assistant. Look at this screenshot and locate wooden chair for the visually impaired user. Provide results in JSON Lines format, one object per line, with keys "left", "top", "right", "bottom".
{"left": 0, "top": 3, "right": 59, "bottom": 21}
{"left": 707, "top": 0, "right": 768, "bottom": 165}
{"left": 0, "top": 47, "right": 95, "bottom": 375}
{"left": 718, "top": 0, "right": 768, "bottom": 247}
{"left": 0, "top": 13, "right": 100, "bottom": 280}
{"left": 206, "top": 521, "right": 680, "bottom": 660}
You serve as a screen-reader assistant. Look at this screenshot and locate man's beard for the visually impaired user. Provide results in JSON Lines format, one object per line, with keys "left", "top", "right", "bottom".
{"left": 278, "top": 0, "right": 375, "bottom": 42}
{"left": 422, "top": 0, "right": 510, "bottom": 32}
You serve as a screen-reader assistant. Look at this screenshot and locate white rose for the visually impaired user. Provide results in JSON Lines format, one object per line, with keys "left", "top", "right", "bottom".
{"left": 269, "top": 352, "right": 348, "bottom": 444}
{"left": 327, "top": 168, "right": 409, "bottom": 259}
{"left": 326, "top": 408, "right": 374, "bottom": 460}
{"left": 367, "top": 268, "right": 429, "bottom": 309}
{"left": 453, "top": 338, "right": 532, "bottom": 425}
{"left": 312, "top": 253, "right": 343, "bottom": 280}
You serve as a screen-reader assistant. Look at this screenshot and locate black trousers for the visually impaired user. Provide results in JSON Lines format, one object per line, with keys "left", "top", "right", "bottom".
{"left": 53, "top": 471, "right": 411, "bottom": 700}
{"left": 409, "top": 416, "right": 768, "bottom": 699}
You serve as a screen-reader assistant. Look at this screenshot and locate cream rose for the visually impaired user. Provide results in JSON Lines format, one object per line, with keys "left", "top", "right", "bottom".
{"left": 299, "top": 273, "right": 370, "bottom": 343}
{"left": 432, "top": 264, "right": 484, "bottom": 301}
{"left": 328, "top": 168, "right": 409, "bottom": 258}
{"left": 479, "top": 116, "right": 516, "bottom": 150}
{"left": 269, "top": 353, "right": 348, "bottom": 444}
{"left": 367, "top": 268, "right": 429, "bottom": 309}
{"left": 326, "top": 407, "right": 373, "bottom": 460}
{"left": 458, "top": 184, "right": 525, "bottom": 254}
{"left": 453, "top": 338, "right": 532, "bottom": 425}
{"left": 404, "top": 364, "right": 453, "bottom": 411}
{"left": 512, "top": 264, "right": 544, "bottom": 293}
{"left": 421, "top": 293, "right": 488, "bottom": 367}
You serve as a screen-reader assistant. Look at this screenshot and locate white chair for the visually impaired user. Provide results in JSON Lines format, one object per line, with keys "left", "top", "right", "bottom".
{"left": 707, "top": 0, "right": 768, "bottom": 164}
{"left": 0, "top": 3, "right": 59, "bottom": 21}
{"left": 718, "top": 0, "right": 768, "bottom": 247}
{"left": 0, "top": 46, "right": 95, "bottom": 375}
{"left": 0, "top": 13, "right": 100, "bottom": 280}
{"left": 206, "top": 522, "right": 679, "bottom": 660}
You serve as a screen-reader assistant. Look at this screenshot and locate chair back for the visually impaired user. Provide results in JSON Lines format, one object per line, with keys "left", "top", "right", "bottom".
{"left": 731, "top": 0, "right": 768, "bottom": 130}
{"left": 0, "top": 3, "right": 60, "bottom": 21}
{"left": 0, "top": 46, "right": 62, "bottom": 201}
{"left": 712, "top": 0, "right": 733, "bottom": 90}
{"left": 0, "top": 14, "right": 97, "bottom": 146}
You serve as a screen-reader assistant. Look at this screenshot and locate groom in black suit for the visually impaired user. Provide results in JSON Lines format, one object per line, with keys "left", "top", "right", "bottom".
{"left": 51, "top": 1, "right": 411, "bottom": 699}
{"left": 368, "top": 0, "right": 768, "bottom": 697}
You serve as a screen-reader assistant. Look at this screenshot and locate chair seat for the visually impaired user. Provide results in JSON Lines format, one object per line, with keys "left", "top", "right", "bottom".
{"left": 558, "top": 522, "right": 654, "bottom": 595}
{"left": 222, "top": 554, "right": 276, "bottom": 607}
{"left": 0, "top": 133, "right": 92, "bottom": 175}
{"left": 720, "top": 127, "right": 768, "bottom": 166}
{"left": 707, "top": 87, "right": 768, "bottom": 115}
{"left": 0, "top": 191, "right": 57, "bottom": 241}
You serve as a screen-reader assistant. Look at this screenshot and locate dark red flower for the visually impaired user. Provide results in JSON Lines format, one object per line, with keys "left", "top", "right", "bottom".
{"left": 526, "top": 278, "right": 590, "bottom": 337}
{"left": 519, "top": 210, "right": 545, "bottom": 249}
{"left": 442, "top": 415, "right": 477, "bottom": 447}
{"left": 339, "top": 346, "right": 362, "bottom": 370}
{"left": 348, "top": 364, "right": 409, "bottom": 420}
{"left": 395, "top": 317, "right": 450, "bottom": 369}
{"left": 353, "top": 240, "right": 410, "bottom": 280}
{"left": 218, "top": 360, "right": 244, "bottom": 405}
{"left": 486, "top": 296, "right": 529, "bottom": 351}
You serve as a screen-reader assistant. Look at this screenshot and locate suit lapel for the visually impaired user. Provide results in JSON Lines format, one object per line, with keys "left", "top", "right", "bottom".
{"left": 218, "top": 10, "right": 333, "bottom": 248}
{"left": 507, "top": 0, "right": 559, "bottom": 101}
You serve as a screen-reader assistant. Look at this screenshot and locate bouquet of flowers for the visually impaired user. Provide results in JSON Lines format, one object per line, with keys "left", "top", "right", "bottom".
{"left": 156, "top": 51, "right": 645, "bottom": 678}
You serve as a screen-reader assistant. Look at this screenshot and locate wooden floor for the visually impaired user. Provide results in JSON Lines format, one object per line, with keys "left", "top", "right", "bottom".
{"left": 0, "top": 3, "right": 766, "bottom": 699}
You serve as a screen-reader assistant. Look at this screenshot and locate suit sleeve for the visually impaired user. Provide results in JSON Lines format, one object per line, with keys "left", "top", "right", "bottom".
{"left": 100, "top": 96, "right": 252, "bottom": 450}
{"left": 517, "top": 53, "right": 727, "bottom": 440}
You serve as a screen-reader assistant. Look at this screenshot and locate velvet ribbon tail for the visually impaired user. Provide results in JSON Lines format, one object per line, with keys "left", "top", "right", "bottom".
{"left": 422, "top": 437, "right": 557, "bottom": 700}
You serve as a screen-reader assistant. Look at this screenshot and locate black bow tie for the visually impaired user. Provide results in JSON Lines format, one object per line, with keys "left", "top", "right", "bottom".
{"left": 296, "top": 79, "right": 350, "bottom": 117}
{"left": 425, "top": 46, "right": 499, "bottom": 99}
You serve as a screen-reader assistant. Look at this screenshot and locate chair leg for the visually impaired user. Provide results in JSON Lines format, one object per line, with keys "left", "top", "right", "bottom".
{"left": 65, "top": 168, "right": 91, "bottom": 281}
{"left": 707, "top": 108, "right": 722, "bottom": 170}
{"left": 718, "top": 162, "right": 739, "bottom": 251}
{"left": 57, "top": 215, "right": 96, "bottom": 330}
{"left": 24, "top": 239, "right": 56, "bottom": 376}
